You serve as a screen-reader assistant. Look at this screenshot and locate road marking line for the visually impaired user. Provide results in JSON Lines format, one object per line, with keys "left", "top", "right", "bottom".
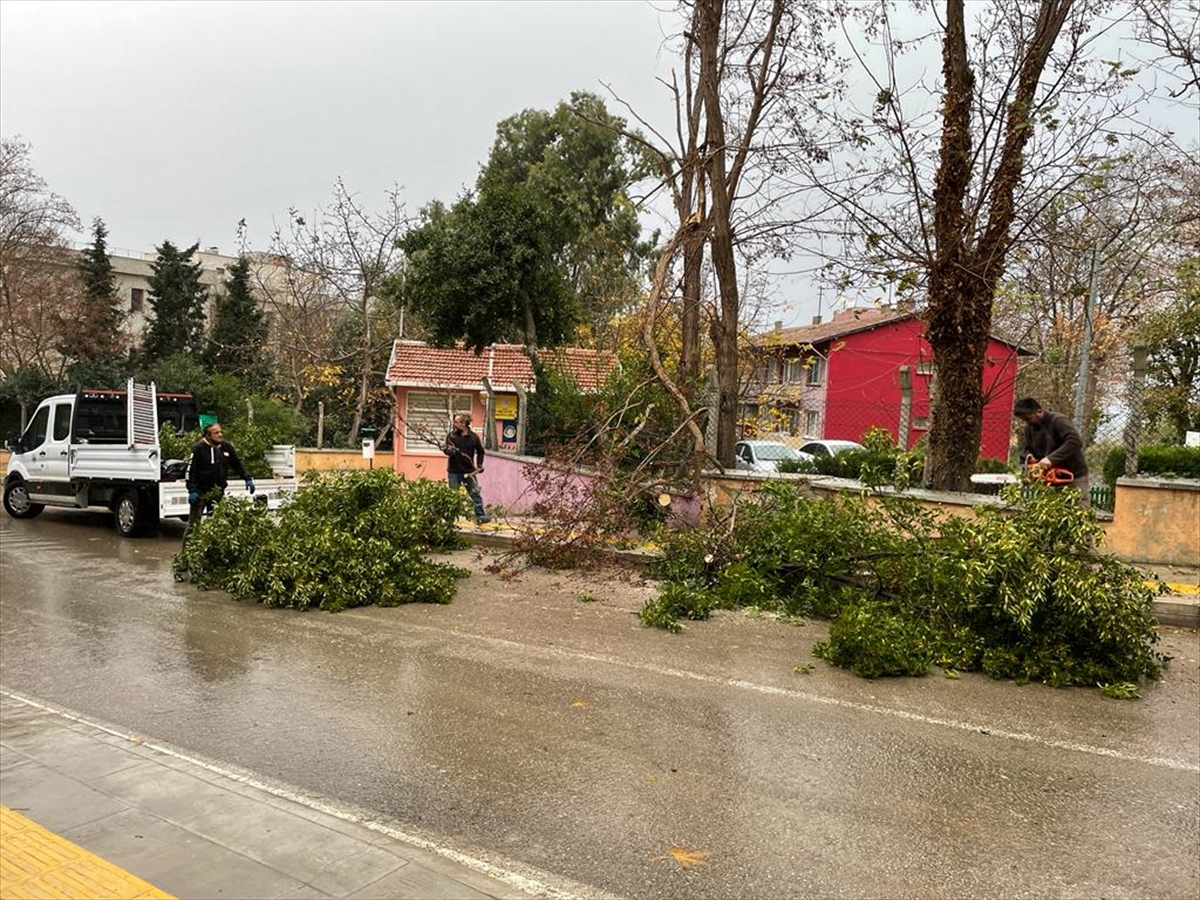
{"left": 0, "top": 805, "right": 175, "bottom": 899}
{"left": 0, "top": 690, "right": 612, "bottom": 900}
{"left": 339, "top": 616, "right": 1200, "bottom": 775}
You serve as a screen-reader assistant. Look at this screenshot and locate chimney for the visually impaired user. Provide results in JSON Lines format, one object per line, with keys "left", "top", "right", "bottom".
{"left": 774, "top": 321, "right": 783, "bottom": 332}
{"left": 811, "top": 314, "right": 822, "bottom": 325}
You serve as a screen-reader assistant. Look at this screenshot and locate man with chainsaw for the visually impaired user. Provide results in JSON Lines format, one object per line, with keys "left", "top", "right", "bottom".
{"left": 444, "top": 413, "right": 491, "bottom": 524}
{"left": 1013, "top": 398, "right": 1089, "bottom": 508}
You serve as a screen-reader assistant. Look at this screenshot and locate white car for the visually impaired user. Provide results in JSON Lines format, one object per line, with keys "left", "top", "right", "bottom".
{"left": 733, "top": 440, "right": 805, "bottom": 473}
{"left": 796, "top": 439, "right": 865, "bottom": 459}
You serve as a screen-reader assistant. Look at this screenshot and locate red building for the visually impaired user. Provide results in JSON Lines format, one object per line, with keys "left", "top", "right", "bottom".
{"left": 746, "top": 308, "right": 1028, "bottom": 460}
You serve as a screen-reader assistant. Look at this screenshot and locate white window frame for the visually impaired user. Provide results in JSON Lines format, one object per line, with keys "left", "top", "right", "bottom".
{"left": 804, "top": 409, "right": 820, "bottom": 436}
{"left": 404, "top": 391, "right": 473, "bottom": 454}
{"left": 806, "top": 355, "right": 826, "bottom": 385}
{"left": 783, "top": 358, "right": 804, "bottom": 383}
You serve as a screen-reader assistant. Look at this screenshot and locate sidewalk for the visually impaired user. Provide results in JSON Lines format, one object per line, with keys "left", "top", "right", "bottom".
{"left": 0, "top": 693, "right": 536, "bottom": 900}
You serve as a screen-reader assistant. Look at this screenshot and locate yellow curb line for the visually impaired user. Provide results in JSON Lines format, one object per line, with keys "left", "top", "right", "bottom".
{"left": 0, "top": 805, "right": 174, "bottom": 899}
{"left": 1145, "top": 580, "right": 1200, "bottom": 597}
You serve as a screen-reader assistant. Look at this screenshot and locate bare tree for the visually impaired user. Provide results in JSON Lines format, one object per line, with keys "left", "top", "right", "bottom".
{"left": 260, "top": 180, "right": 408, "bottom": 443}
{"left": 995, "top": 147, "right": 1198, "bottom": 436}
{"left": 1133, "top": 0, "right": 1200, "bottom": 100}
{"left": 606, "top": 0, "right": 844, "bottom": 469}
{"left": 0, "top": 138, "right": 81, "bottom": 383}
{"left": 795, "top": 0, "right": 1170, "bottom": 489}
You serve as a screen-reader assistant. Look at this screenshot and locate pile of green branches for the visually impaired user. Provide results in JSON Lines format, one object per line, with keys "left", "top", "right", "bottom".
{"left": 641, "top": 481, "right": 1167, "bottom": 693}
{"left": 173, "top": 469, "right": 469, "bottom": 612}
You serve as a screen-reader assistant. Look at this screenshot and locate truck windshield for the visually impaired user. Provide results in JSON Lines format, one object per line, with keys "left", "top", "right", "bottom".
{"left": 21, "top": 406, "right": 50, "bottom": 449}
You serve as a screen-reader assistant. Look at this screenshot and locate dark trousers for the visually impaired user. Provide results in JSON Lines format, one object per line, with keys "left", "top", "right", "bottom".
{"left": 182, "top": 488, "right": 223, "bottom": 546}
{"left": 448, "top": 472, "right": 486, "bottom": 520}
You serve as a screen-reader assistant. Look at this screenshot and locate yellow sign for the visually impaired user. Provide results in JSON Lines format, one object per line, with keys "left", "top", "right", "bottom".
{"left": 494, "top": 394, "right": 518, "bottom": 420}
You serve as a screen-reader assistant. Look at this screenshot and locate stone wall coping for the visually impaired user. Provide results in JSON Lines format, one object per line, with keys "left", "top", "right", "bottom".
{"left": 701, "top": 470, "right": 1012, "bottom": 508}
{"left": 1115, "top": 476, "right": 1200, "bottom": 492}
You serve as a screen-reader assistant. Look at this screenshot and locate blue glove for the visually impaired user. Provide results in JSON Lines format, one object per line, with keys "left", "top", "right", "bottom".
{"left": 245, "top": 477, "right": 255, "bottom": 495}
{"left": 188, "top": 491, "right": 199, "bottom": 505}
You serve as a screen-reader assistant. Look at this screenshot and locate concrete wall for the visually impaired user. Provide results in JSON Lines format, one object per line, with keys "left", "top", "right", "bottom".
{"left": 1103, "top": 477, "right": 1200, "bottom": 568}
{"left": 294, "top": 449, "right": 376, "bottom": 473}
{"left": 473, "top": 452, "right": 700, "bottom": 525}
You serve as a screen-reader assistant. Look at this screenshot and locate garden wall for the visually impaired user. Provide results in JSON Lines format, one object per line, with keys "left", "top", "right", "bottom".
{"left": 1103, "top": 477, "right": 1200, "bottom": 568}
{"left": 476, "top": 452, "right": 700, "bottom": 525}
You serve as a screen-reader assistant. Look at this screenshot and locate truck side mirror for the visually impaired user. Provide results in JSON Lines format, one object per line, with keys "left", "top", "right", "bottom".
{"left": 5, "top": 434, "right": 24, "bottom": 453}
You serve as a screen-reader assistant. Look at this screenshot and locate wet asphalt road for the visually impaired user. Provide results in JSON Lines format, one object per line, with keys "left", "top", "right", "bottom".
{"left": 1, "top": 509, "right": 1198, "bottom": 899}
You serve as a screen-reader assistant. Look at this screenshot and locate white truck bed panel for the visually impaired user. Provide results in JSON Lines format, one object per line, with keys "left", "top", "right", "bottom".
{"left": 70, "top": 445, "right": 160, "bottom": 481}
{"left": 158, "top": 479, "right": 298, "bottom": 519}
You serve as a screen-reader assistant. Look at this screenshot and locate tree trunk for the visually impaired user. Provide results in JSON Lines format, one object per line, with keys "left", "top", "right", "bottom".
{"left": 696, "top": 0, "right": 743, "bottom": 467}
{"left": 679, "top": 154, "right": 704, "bottom": 384}
{"left": 520, "top": 287, "right": 539, "bottom": 362}
{"left": 925, "top": 0, "right": 1072, "bottom": 490}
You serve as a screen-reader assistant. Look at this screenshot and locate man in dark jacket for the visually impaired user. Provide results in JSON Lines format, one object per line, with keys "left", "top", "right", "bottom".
{"left": 184, "top": 423, "right": 254, "bottom": 540}
{"left": 444, "top": 413, "right": 490, "bottom": 524}
{"left": 1013, "top": 398, "right": 1089, "bottom": 508}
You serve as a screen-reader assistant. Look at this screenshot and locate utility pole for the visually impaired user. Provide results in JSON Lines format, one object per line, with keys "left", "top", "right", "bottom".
{"left": 1073, "top": 239, "right": 1101, "bottom": 429}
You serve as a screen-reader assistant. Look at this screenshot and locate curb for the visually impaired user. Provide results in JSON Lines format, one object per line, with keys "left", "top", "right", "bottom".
{"left": 1153, "top": 598, "right": 1200, "bottom": 629}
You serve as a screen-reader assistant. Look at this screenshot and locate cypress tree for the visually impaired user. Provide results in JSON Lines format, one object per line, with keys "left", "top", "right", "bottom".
{"left": 206, "top": 255, "right": 268, "bottom": 381}
{"left": 65, "top": 218, "right": 126, "bottom": 365}
{"left": 142, "top": 240, "right": 207, "bottom": 364}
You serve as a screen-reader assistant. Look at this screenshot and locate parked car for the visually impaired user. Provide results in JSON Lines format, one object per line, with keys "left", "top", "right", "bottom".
{"left": 796, "top": 439, "right": 865, "bottom": 459}
{"left": 733, "top": 440, "right": 804, "bottom": 473}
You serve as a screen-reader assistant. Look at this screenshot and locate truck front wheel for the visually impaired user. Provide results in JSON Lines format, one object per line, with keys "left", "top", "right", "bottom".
{"left": 3, "top": 478, "right": 45, "bottom": 519}
{"left": 114, "top": 489, "right": 143, "bottom": 537}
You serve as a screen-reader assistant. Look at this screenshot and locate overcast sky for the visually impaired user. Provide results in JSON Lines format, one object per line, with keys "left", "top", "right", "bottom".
{"left": 3, "top": 1, "right": 1195, "bottom": 328}
{"left": 0, "top": 0, "right": 675, "bottom": 255}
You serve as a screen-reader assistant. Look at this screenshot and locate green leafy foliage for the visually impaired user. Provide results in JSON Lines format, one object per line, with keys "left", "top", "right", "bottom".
{"left": 641, "top": 481, "right": 1167, "bottom": 693}
{"left": 1103, "top": 444, "right": 1200, "bottom": 488}
{"left": 173, "top": 470, "right": 470, "bottom": 612}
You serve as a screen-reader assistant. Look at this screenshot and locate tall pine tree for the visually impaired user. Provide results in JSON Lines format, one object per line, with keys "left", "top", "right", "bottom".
{"left": 206, "top": 256, "right": 268, "bottom": 382}
{"left": 141, "top": 240, "right": 207, "bottom": 364}
{"left": 63, "top": 218, "right": 126, "bottom": 370}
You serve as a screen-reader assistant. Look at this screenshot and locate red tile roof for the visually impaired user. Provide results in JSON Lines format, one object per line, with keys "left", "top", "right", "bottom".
{"left": 754, "top": 309, "right": 912, "bottom": 347}
{"left": 384, "top": 342, "right": 618, "bottom": 393}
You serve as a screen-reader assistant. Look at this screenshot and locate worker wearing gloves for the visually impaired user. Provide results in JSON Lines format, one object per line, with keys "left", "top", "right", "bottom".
{"left": 183, "top": 422, "right": 254, "bottom": 542}
{"left": 1013, "top": 397, "right": 1089, "bottom": 508}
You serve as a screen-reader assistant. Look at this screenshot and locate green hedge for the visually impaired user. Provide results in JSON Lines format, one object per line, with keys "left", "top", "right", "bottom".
{"left": 1103, "top": 444, "right": 1200, "bottom": 488}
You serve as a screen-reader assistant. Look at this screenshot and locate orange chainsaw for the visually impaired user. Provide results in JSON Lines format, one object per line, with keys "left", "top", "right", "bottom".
{"left": 1026, "top": 462, "right": 1074, "bottom": 485}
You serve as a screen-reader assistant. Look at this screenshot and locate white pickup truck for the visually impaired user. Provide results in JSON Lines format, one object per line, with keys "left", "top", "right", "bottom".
{"left": 3, "top": 380, "right": 297, "bottom": 536}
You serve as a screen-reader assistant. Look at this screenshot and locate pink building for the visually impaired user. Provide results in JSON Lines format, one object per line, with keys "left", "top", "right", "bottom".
{"left": 747, "top": 308, "right": 1028, "bottom": 460}
{"left": 383, "top": 341, "right": 617, "bottom": 480}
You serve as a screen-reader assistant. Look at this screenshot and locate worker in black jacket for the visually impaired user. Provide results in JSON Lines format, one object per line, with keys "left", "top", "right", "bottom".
{"left": 183, "top": 422, "right": 254, "bottom": 540}
{"left": 1013, "top": 397, "right": 1089, "bottom": 508}
{"left": 444, "top": 413, "right": 491, "bottom": 524}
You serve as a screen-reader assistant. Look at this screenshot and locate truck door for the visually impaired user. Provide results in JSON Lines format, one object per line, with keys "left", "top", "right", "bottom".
{"left": 15, "top": 404, "right": 50, "bottom": 483}
{"left": 40, "top": 401, "right": 73, "bottom": 483}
